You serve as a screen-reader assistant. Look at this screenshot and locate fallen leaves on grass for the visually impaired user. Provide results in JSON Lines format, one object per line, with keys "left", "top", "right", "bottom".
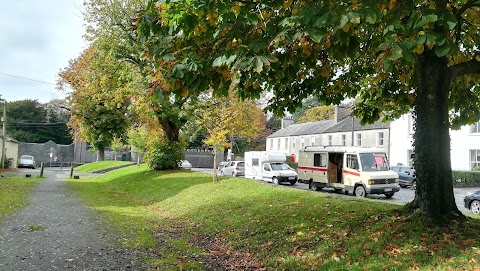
{"left": 192, "top": 235, "right": 266, "bottom": 271}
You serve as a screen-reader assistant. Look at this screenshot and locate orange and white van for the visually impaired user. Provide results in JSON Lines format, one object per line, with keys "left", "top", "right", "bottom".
{"left": 298, "top": 146, "right": 399, "bottom": 198}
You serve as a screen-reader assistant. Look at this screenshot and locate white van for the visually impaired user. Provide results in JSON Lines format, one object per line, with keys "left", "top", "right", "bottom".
{"left": 298, "top": 146, "right": 399, "bottom": 198}
{"left": 244, "top": 151, "right": 298, "bottom": 185}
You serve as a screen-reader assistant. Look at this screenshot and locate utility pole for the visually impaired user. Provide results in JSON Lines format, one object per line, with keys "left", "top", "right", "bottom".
{"left": 0, "top": 97, "right": 5, "bottom": 168}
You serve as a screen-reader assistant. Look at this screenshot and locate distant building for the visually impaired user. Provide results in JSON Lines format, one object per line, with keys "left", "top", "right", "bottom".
{"left": 390, "top": 113, "right": 480, "bottom": 170}
{"left": 266, "top": 106, "right": 391, "bottom": 159}
{"left": 0, "top": 135, "right": 19, "bottom": 168}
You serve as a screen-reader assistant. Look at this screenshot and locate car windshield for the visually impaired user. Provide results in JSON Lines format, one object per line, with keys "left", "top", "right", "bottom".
{"left": 270, "top": 163, "right": 290, "bottom": 171}
{"left": 21, "top": 156, "right": 33, "bottom": 160}
{"left": 359, "top": 153, "right": 389, "bottom": 172}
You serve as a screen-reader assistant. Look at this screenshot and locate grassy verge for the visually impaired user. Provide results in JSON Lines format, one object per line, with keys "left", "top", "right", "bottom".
{"left": 74, "top": 161, "right": 134, "bottom": 173}
{"left": 0, "top": 177, "right": 41, "bottom": 223}
{"left": 69, "top": 166, "right": 480, "bottom": 270}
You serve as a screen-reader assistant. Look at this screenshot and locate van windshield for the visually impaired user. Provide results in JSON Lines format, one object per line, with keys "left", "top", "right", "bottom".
{"left": 270, "top": 163, "right": 290, "bottom": 171}
{"left": 359, "top": 153, "right": 389, "bottom": 172}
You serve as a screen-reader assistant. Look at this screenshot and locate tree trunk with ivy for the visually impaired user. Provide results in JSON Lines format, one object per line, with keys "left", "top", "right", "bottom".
{"left": 409, "top": 50, "right": 460, "bottom": 220}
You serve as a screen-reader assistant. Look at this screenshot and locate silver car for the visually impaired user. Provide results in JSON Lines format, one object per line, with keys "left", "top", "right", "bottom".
{"left": 18, "top": 155, "right": 36, "bottom": 169}
{"left": 220, "top": 161, "right": 245, "bottom": 177}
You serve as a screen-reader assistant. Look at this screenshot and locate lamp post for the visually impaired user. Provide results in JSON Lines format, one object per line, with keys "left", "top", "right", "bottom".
{"left": 0, "top": 97, "right": 5, "bottom": 168}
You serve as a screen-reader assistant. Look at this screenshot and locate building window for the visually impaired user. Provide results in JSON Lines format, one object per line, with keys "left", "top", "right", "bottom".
{"left": 407, "top": 150, "right": 414, "bottom": 167}
{"left": 270, "top": 139, "right": 273, "bottom": 150}
{"left": 341, "top": 134, "right": 346, "bottom": 146}
{"left": 407, "top": 114, "right": 415, "bottom": 135}
{"left": 311, "top": 136, "right": 315, "bottom": 146}
{"left": 328, "top": 135, "right": 332, "bottom": 146}
{"left": 301, "top": 137, "right": 305, "bottom": 148}
{"left": 277, "top": 138, "right": 281, "bottom": 150}
{"left": 355, "top": 133, "right": 362, "bottom": 146}
{"left": 377, "top": 132, "right": 385, "bottom": 147}
{"left": 470, "top": 122, "right": 480, "bottom": 134}
{"left": 285, "top": 138, "right": 288, "bottom": 149}
{"left": 471, "top": 150, "right": 480, "bottom": 170}
{"left": 292, "top": 140, "right": 296, "bottom": 150}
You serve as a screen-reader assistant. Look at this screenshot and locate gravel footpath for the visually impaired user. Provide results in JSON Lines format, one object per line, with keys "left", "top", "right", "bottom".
{"left": 0, "top": 169, "right": 145, "bottom": 271}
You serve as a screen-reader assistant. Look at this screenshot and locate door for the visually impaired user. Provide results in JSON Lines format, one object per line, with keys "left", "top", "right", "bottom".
{"left": 312, "top": 152, "right": 328, "bottom": 184}
{"left": 262, "top": 163, "right": 273, "bottom": 182}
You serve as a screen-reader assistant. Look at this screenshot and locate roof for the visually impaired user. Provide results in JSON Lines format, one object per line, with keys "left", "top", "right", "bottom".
{"left": 324, "top": 117, "right": 390, "bottom": 133}
{"left": 268, "top": 117, "right": 390, "bottom": 138}
{"left": 268, "top": 120, "right": 336, "bottom": 138}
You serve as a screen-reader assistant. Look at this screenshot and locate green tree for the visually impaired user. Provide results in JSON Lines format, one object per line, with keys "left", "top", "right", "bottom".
{"left": 6, "top": 99, "right": 71, "bottom": 144}
{"left": 58, "top": 45, "right": 130, "bottom": 160}
{"left": 197, "top": 92, "right": 265, "bottom": 181}
{"left": 291, "top": 96, "right": 324, "bottom": 121}
{"left": 297, "top": 105, "right": 335, "bottom": 123}
{"left": 127, "top": 126, "right": 148, "bottom": 164}
{"left": 110, "top": 137, "right": 124, "bottom": 161}
{"left": 137, "top": 0, "right": 480, "bottom": 222}
{"left": 79, "top": 0, "right": 197, "bottom": 145}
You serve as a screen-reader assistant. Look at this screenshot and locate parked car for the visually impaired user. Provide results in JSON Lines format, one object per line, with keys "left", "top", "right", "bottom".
{"left": 18, "top": 155, "right": 36, "bottom": 169}
{"left": 217, "top": 161, "right": 229, "bottom": 170}
{"left": 390, "top": 166, "right": 416, "bottom": 188}
{"left": 220, "top": 161, "right": 245, "bottom": 177}
{"left": 464, "top": 190, "right": 480, "bottom": 215}
{"left": 179, "top": 160, "right": 192, "bottom": 169}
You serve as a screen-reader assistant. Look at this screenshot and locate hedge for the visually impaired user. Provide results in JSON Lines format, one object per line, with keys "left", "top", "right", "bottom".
{"left": 452, "top": 170, "right": 480, "bottom": 187}
{"left": 286, "top": 155, "right": 298, "bottom": 170}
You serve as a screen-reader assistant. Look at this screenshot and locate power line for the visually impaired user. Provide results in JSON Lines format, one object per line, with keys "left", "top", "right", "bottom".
{"left": 0, "top": 72, "right": 56, "bottom": 86}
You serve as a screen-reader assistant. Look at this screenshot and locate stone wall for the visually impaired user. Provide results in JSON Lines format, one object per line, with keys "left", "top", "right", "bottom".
{"left": 185, "top": 149, "right": 225, "bottom": 168}
{"left": 19, "top": 141, "right": 75, "bottom": 165}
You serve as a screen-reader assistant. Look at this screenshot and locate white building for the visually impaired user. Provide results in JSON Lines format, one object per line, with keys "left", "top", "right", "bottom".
{"left": 266, "top": 106, "right": 391, "bottom": 159}
{"left": 390, "top": 113, "right": 480, "bottom": 170}
{"left": 267, "top": 108, "right": 479, "bottom": 171}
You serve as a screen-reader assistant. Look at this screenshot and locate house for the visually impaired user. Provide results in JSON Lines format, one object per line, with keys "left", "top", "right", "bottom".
{"left": 0, "top": 135, "right": 19, "bottom": 168}
{"left": 266, "top": 106, "right": 392, "bottom": 159}
{"left": 390, "top": 113, "right": 480, "bottom": 170}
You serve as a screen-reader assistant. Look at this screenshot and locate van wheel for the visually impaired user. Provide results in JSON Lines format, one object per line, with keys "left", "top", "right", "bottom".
{"left": 385, "top": 192, "right": 394, "bottom": 199}
{"left": 310, "top": 181, "right": 319, "bottom": 191}
{"left": 289, "top": 180, "right": 297, "bottom": 186}
{"left": 220, "top": 170, "right": 224, "bottom": 176}
{"left": 232, "top": 172, "right": 237, "bottom": 177}
{"left": 355, "top": 185, "right": 367, "bottom": 197}
{"left": 273, "top": 177, "right": 279, "bottom": 185}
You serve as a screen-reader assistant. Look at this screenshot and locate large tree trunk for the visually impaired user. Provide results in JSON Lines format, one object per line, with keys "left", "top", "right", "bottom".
{"left": 158, "top": 117, "right": 180, "bottom": 142}
{"left": 98, "top": 146, "right": 105, "bottom": 161}
{"left": 410, "top": 49, "right": 461, "bottom": 221}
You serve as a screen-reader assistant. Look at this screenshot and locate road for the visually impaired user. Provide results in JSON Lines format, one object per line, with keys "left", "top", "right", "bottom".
{"left": 191, "top": 168, "right": 477, "bottom": 215}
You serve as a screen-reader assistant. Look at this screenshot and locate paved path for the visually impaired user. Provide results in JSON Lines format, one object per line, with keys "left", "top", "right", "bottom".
{"left": 0, "top": 169, "right": 144, "bottom": 271}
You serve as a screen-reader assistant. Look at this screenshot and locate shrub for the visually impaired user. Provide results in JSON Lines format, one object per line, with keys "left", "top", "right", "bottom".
{"left": 4, "top": 158, "right": 13, "bottom": 169}
{"left": 452, "top": 170, "right": 480, "bottom": 186}
{"left": 473, "top": 167, "right": 480, "bottom": 172}
{"left": 144, "top": 140, "right": 185, "bottom": 170}
{"left": 286, "top": 155, "right": 298, "bottom": 170}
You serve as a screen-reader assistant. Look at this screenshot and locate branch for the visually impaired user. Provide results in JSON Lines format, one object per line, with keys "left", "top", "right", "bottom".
{"left": 455, "top": 0, "right": 480, "bottom": 17}
{"left": 450, "top": 57, "right": 480, "bottom": 79}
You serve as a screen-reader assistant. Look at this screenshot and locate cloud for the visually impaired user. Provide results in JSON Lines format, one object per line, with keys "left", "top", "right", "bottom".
{"left": 0, "top": 0, "right": 85, "bottom": 103}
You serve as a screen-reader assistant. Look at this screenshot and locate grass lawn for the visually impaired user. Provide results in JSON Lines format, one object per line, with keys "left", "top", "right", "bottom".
{"left": 68, "top": 165, "right": 480, "bottom": 270}
{"left": 74, "top": 161, "right": 134, "bottom": 173}
{"left": 0, "top": 177, "right": 41, "bottom": 223}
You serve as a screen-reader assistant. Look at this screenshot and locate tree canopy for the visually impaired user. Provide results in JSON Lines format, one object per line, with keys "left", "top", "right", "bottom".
{"left": 136, "top": 0, "right": 480, "bottom": 222}
{"left": 6, "top": 99, "right": 71, "bottom": 144}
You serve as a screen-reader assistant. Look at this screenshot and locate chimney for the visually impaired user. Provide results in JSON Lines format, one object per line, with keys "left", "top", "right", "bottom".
{"left": 281, "top": 117, "right": 294, "bottom": 129}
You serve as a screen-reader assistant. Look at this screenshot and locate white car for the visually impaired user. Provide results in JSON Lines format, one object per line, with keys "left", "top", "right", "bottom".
{"left": 18, "top": 155, "right": 36, "bottom": 169}
{"left": 179, "top": 160, "right": 192, "bottom": 169}
{"left": 220, "top": 161, "right": 245, "bottom": 177}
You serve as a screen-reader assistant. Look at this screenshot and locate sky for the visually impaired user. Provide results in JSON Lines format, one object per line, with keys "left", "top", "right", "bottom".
{"left": 0, "top": 1, "right": 86, "bottom": 103}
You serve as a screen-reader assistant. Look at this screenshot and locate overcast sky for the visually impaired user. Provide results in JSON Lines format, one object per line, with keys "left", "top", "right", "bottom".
{"left": 0, "top": 1, "right": 86, "bottom": 103}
